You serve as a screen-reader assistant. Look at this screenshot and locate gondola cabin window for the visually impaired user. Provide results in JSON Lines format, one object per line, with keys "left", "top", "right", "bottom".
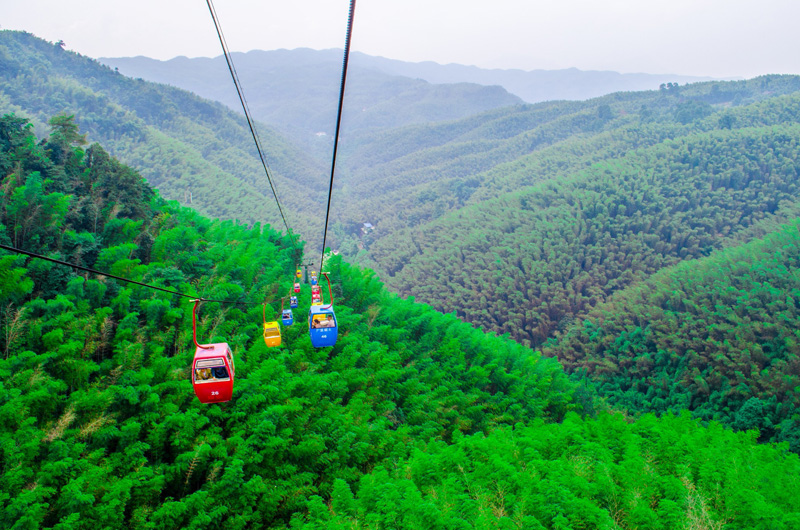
{"left": 194, "top": 358, "right": 230, "bottom": 381}
{"left": 311, "top": 313, "right": 335, "bottom": 328}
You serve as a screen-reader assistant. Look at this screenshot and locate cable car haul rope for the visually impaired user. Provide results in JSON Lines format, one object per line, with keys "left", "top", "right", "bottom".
{"left": 319, "top": 0, "right": 357, "bottom": 274}
{"left": 0, "top": 243, "right": 252, "bottom": 306}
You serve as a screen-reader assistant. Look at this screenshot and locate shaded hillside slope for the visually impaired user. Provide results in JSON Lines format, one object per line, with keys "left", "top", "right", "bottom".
{"left": 331, "top": 76, "right": 800, "bottom": 249}
{"left": 543, "top": 220, "right": 800, "bottom": 450}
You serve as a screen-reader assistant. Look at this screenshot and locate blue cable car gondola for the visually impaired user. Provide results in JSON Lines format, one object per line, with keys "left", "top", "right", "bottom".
{"left": 282, "top": 309, "right": 294, "bottom": 326}
{"left": 308, "top": 272, "right": 337, "bottom": 347}
{"left": 290, "top": 295, "right": 298, "bottom": 308}
{"left": 309, "top": 304, "right": 337, "bottom": 347}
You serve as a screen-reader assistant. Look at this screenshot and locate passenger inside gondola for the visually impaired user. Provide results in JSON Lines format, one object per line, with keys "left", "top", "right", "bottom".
{"left": 312, "top": 313, "right": 335, "bottom": 328}
{"left": 194, "top": 362, "right": 230, "bottom": 381}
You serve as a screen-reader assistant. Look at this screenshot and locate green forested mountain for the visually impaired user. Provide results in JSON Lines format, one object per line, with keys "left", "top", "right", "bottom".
{"left": 543, "top": 219, "right": 800, "bottom": 450}
{"left": 329, "top": 79, "right": 800, "bottom": 458}
{"left": 0, "top": 113, "right": 572, "bottom": 528}
{"left": 3, "top": 110, "right": 799, "bottom": 528}
{"left": 0, "top": 30, "right": 328, "bottom": 240}
{"left": 339, "top": 78, "right": 800, "bottom": 347}
{"left": 5, "top": 27, "right": 800, "bottom": 528}
{"left": 334, "top": 76, "right": 800, "bottom": 249}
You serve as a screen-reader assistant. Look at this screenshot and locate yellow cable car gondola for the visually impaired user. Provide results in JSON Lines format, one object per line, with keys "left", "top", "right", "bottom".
{"left": 263, "top": 321, "right": 281, "bottom": 347}
{"left": 262, "top": 302, "right": 281, "bottom": 347}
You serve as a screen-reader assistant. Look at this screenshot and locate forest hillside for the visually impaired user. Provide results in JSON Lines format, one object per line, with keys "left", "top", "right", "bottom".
{"left": 2, "top": 111, "right": 799, "bottom": 528}
{"left": 345, "top": 78, "right": 800, "bottom": 346}
{"left": 8, "top": 31, "right": 796, "bottom": 280}
{"left": 334, "top": 77, "right": 800, "bottom": 259}
{"left": 4, "top": 29, "right": 800, "bottom": 527}
{"left": 544, "top": 219, "right": 800, "bottom": 450}
{"left": 0, "top": 30, "right": 327, "bottom": 239}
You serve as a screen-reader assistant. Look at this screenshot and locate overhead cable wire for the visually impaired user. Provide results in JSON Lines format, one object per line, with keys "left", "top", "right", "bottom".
{"left": 0, "top": 243, "right": 259, "bottom": 307}
{"left": 319, "top": 0, "right": 356, "bottom": 273}
{"left": 205, "top": 0, "right": 297, "bottom": 249}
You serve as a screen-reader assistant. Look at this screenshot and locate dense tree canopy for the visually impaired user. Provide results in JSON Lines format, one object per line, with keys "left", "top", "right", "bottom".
{"left": 544, "top": 220, "right": 800, "bottom": 450}
{"left": 2, "top": 114, "right": 798, "bottom": 528}
{"left": 3, "top": 30, "right": 800, "bottom": 528}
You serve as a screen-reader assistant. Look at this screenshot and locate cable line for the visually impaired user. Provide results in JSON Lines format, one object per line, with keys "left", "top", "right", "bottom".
{"left": 0, "top": 243, "right": 259, "bottom": 307}
{"left": 319, "top": 0, "right": 357, "bottom": 273}
{"left": 205, "top": 0, "right": 298, "bottom": 250}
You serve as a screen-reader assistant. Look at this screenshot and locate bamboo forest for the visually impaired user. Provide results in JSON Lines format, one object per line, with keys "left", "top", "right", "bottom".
{"left": 1, "top": 23, "right": 800, "bottom": 530}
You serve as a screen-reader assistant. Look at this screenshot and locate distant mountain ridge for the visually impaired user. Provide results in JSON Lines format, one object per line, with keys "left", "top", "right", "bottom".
{"left": 100, "top": 49, "right": 523, "bottom": 152}
{"left": 102, "top": 48, "right": 715, "bottom": 108}
{"left": 348, "top": 52, "right": 718, "bottom": 103}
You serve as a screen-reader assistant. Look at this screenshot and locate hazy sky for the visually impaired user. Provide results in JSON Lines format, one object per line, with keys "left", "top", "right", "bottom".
{"left": 4, "top": 0, "right": 800, "bottom": 79}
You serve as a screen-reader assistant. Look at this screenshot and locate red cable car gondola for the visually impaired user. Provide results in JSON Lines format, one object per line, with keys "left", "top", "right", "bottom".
{"left": 191, "top": 300, "right": 235, "bottom": 404}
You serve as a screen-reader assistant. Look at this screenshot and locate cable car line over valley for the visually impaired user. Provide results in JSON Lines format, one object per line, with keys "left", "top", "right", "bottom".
{"left": 318, "top": 0, "right": 356, "bottom": 276}
{"left": 2, "top": 0, "right": 358, "bottom": 405}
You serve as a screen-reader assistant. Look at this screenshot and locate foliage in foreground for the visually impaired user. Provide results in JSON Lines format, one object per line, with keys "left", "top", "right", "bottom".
{"left": 0, "top": 113, "right": 572, "bottom": 528}
{"left": 294, "top": 412, "right": 800, "bottom": 530}
{"left": 1, "top": 113, "right": 799, "bottom": 528}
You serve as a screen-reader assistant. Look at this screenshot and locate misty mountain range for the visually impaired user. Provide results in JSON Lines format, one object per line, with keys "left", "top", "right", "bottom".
{"left": 347, "top": 51, "right": 717, "bottom": 102}
{"left": 100, "top": 48, "right": 714, "bottom": 149}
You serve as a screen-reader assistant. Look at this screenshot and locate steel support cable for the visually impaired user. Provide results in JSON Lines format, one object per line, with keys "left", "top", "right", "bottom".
{"left": 205, "top": 0, "right": 298, "bottom": 251}
{"left": 319, "top": 0, "right": 356, "bottom": 273}
{"left": 0, "top": 243, "right": 260, "bottom": 307}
